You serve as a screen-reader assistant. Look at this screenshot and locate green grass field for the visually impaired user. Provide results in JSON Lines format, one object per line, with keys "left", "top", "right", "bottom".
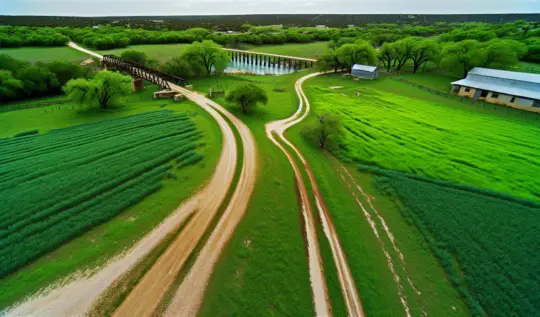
{"left": 304, "top": 74, "right": 540, "bottom": 200}
{"left": 0, "top": 46, "right": 90, "bottom": 63}
{"left": 373, "top": 167, "right": 540, "bottom": 317}
{"left": 96, "top": 44, "right": 190, "bottom": 63}
{"left": 0, "top": 87, "right": 222, "bottom": 309}
{"left": 0, "top": 42, "right": 328, "bottom": 66}
{"left": 246, "top": 41, "right": 329, "bottom": 58}
{"left": 189, "top": 73, "right": 316, "bottom": 316}
{"left": 188, "top": 72, "right": 466, "bottom": 317}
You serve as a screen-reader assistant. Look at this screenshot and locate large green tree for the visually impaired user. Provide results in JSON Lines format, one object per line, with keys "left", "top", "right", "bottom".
{"left": 63, "top": 70, "right": 132, "bottom": 109}
{"left": 336, "top": 41, "right": 377, "bottom": 70}
{"left": 302, "top": 113, "right": 343, "bottom": 150}
{"left": 226, "top": 83, "right": 268, "bottom": 114}
{"left": 479, "top": 39, "right": 527, "bottom": 69}
{"left": 393, "top": 37, "right": 417, "bottom": 71}
{"left": 161, "top": 56, "right": 200, "bottom": 79}
{"left": 17, "top": 66, "right": 59, "bottom": 97}
{"left": 378, "top": 42, "right": 396, "bottom": 72}
{"left": 409, "top": 38, "right": 440, "bottom": 73}
{"left": 440, "top": 40, "right": 483, "bottom": 77}
{"left": 181, "top": 40, "right": 229, "bottom": 75}
{"left": 120, "top": 50, "right": 148, "bottom": 65}
{"left": 0, "top": 70, "right": 23, "bottom": 101}
{"left": 41, "top": 60, "right": 87, "bottom": 86}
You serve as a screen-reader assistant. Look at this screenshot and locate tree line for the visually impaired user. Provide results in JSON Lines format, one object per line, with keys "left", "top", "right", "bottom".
{"left": 318, "top": 36, "right": 530, "bottom": 77}
{"left": 0, "top": 54, "right": 92, "bottom": 102}
{"left": 1, "top": 21, "right": 537, "bottom": 63}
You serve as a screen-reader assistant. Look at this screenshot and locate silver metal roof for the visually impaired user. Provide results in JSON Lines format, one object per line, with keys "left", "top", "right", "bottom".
{"left": 468, "top": 67, "right": 540, "bottom": 84}
{"left": 352, "top": 64, "right": 377, "bottom": 72}
{"left": 452, "top": 67, "right": 540, "bottom": 100}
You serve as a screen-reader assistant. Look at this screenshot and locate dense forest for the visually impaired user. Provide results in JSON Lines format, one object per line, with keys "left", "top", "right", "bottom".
{"left": 1, "top": 20, "right": 538, "bottom": 62}
{"left": 1, "top": 14, "right": 539, "bottom": 29}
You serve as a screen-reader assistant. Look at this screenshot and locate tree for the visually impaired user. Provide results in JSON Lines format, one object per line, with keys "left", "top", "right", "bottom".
{"left": 378, "top": 42, "right": 396, "bottom": 72}
{"left": 336, "top": 41, "right": 377, "bottom": 70}
{"left": 41, "top": 60, "right": 87, "bottom": 86}
{"left": 302, "top": 113, "right": 343, "bottom": 150}
{"left": 17, "top": 66, "right": 60, "bottom": 97}
{"left": 393, "top": 37, "right": 417, "bottom": 71}
{"left": 63, "top": 70, "right": 132, "bottom": 109}
{"left": 161, "top": 56, "right": 199, "bottom": 79}
{"left": 120, "top": 50, "right": 148, "bottom": 65}
{"left": 225, "top": 83, "right": 268, "bottom": 114}
{"left": 479, "top": 39, "right": 527, "bottom": 69}
{"left": 0, "top": 70, "right": 23, "bottom": 101}
{"left": 181, "top": 40, "right": 229, "bottom": 75}
{"left": 317, "top": 41, "right": 343, "bottom": 72}
{"left": 409, "top": 38, "right": 439, "bottom": 73}
{"left": 440, "top": 40, "right": 482, "bottom": 77}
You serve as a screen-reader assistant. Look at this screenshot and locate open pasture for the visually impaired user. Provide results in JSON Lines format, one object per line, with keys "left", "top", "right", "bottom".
{"left": 305, "top": 75, "right": 540, "bottom": 200}
{"left": 373, "top": 168, "right": 540, "bottom": 317}
{"left": 0, "top": 110, "right": 204, "bottom": 278}
{"left": 0, "top": 46, "right": 90, "bottom": 63}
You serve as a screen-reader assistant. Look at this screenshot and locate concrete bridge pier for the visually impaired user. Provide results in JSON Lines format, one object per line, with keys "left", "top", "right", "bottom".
{"left": 132, "top": 77, "right": 145, "bottom": 92}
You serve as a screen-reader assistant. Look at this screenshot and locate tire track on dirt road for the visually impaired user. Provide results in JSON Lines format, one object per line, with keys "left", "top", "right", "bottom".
{"left": 266, "top": 72, "right": 365, "bottom": 317}
{"left": 162, "top": 95, "right": 258, "bottom": 317}
{"left": 112, "top": 87, "right": 257, "bottom": 317}
{"left": 5, "top": 44, "right": 250, "bottom": 317}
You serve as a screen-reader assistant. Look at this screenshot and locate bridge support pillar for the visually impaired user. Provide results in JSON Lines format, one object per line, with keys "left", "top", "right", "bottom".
{"left": 132, "top": 78, "right": 145, "bottom": 92}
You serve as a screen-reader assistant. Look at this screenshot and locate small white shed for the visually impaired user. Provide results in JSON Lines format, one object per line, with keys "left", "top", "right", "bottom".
{"left": 351, "top": 64, "right": 378, "bottom": 80}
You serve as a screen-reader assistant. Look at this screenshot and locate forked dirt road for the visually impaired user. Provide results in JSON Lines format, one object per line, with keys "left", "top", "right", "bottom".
{"left": 6, "top": 43, "right": 257, "bottom": 317}
{"left": 265, "top": 72, "right": 365, "bottom": 317}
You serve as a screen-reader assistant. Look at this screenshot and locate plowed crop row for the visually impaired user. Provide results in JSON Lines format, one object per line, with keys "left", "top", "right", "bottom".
{"left": 0, "top": 110, "right": 204, "bottom": 278}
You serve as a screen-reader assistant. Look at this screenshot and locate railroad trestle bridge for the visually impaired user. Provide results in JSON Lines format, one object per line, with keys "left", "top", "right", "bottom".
{"left": 225, "top": 49, "right": 316, "bottom": 70}
{"left": 101, "top": 55, "right": 187, "bottom": 91}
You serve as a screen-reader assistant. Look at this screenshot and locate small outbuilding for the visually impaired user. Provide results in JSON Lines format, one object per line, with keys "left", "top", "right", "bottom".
{"left": 351, "top": 64, "right": 378, "bottom": 80}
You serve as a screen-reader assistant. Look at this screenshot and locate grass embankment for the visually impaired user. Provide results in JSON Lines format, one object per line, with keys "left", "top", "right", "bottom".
{"left": 304, "top": 74, "right": 540, "bottom": 200}
{"left": 246, "top": 41, "right": 329, "bottom": 58}
{"left": 189, "top": 74, "right": 315, "bottom": 316}
{"left": 0, "top": 87, "right": 222, "bottom": 309}
{"left": 0, "top": 46, "right": 90, "bottom": 63}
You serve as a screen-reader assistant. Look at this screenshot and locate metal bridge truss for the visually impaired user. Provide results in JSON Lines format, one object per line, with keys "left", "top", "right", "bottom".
{"left": 101, "top": 55, "right": 187, "bottom": 90}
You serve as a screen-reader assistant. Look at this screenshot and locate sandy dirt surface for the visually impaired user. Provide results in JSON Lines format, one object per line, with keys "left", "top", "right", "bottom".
{"left": 5, "top": 45, "right": 239, "bottom": 317}
{"left": 264, "top": 71, "right": 365, "bottom": 317}
{"left": 162, "top": 97, "right": 258, "bottom": 317}
{"left": 112, "top": 87, "right": 257, "bottom": 317}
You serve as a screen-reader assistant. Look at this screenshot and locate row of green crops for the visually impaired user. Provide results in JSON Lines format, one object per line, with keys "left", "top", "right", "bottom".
{"left": 304, "top": 76, "right": 540, "bottom": 200}
{"left": 0, "top": 110, "right": 205, "bottom": 278}
{"left": 369, "top": 166, "right": 540, "bottom": 317}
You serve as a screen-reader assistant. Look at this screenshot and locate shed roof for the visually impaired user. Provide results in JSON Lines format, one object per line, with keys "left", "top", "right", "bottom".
{"left": 352, "top": 64, "right": 377, "bottom": 72}
{"left": 468, "top": 67, "right": 540, "bottom": 84}
{"left": 452, "top": 67, "right": 540, "bottom": 100}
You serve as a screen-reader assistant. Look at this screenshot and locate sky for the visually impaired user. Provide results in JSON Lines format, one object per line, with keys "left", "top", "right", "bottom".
{"left": 1, "top": 0, "right": 539, "bottom": 16}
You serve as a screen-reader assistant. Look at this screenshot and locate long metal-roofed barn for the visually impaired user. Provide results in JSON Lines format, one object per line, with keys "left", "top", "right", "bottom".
{"left": 451, "top": 67, "right": 540, "bottom": 110}
{"left": 351, "top": 64, "right": 378, "bottom": 79}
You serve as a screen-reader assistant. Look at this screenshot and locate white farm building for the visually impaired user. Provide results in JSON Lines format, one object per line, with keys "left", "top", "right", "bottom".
{"left": 351, "top": 64, "right": 378, "bottom": 80}
{"left": 451, "top": 67, "right": 540, "bottom": 109}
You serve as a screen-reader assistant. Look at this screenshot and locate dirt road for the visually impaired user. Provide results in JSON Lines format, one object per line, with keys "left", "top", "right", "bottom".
{"left": 112, "top": 87, "right": 257, "bottom": 317}
{"left": 6, "top": 43, "right": 252, "bottom": 317}
{"left": 265, "top": 72, "right": 365, "bottom": 317}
